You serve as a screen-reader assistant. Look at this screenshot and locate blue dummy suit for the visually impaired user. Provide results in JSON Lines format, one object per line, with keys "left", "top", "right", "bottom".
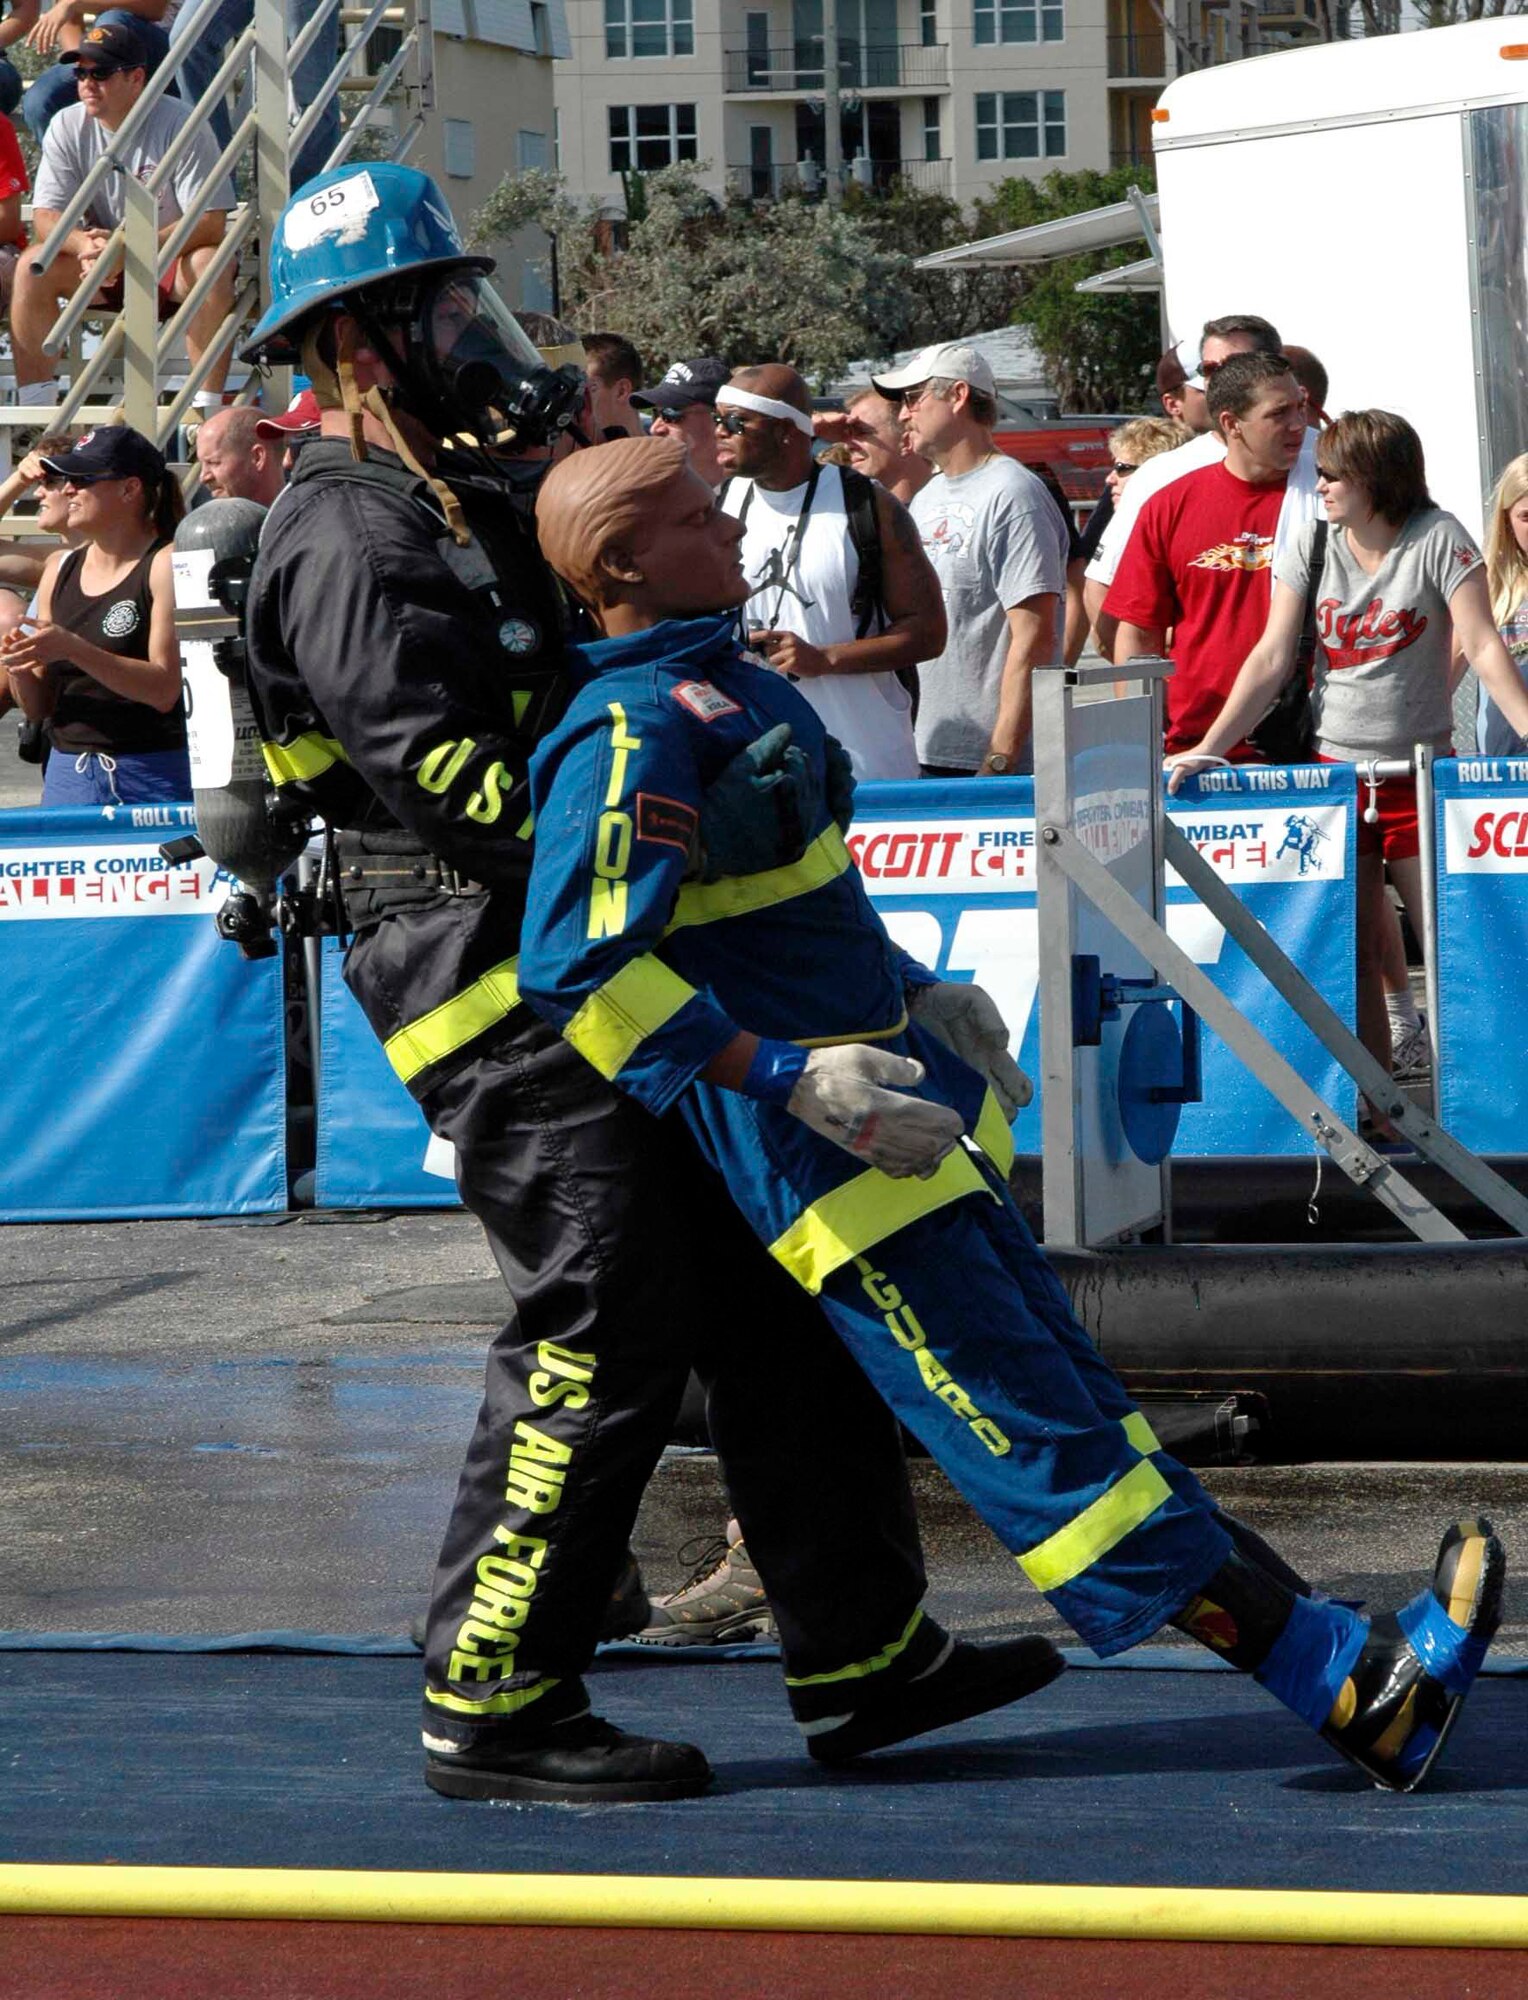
{"left": 518, "top": 614, "right": 1233, "bottom": 1658}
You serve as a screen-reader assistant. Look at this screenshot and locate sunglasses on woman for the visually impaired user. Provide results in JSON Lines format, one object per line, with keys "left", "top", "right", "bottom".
{"left": 1111, "top": 459, "right": 1138, "bottom": 477}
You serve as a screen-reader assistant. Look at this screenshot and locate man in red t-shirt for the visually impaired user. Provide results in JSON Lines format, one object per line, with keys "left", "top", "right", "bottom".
{"left": 0, "top": 108, "right": 27, "bottom": 311}
{"left": 1106, "top": 350, "right": 1308, "bottom": 755}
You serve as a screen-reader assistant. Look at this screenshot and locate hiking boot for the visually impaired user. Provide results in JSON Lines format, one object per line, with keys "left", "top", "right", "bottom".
{"left": 408, "top": 1549, "right": 651, "bottom": 1652}
{"left": 637, "top": 1534, "right": 776, "bottom": 1646}
{"left": 424, "top": 1682, "right": 712, "bottom": 1805}
{"left": 791, "top": 1613, "right": 1065, "bottom": 1764}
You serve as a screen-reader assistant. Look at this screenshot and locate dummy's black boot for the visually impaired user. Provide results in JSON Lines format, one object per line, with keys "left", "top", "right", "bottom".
{"left": 790, "top": 1611, "right": 1064, "bottom": 1765}
{"left": 1314, "top": 1517, "right": 1504, "bottom": 1793}
{"left": 423, "top": 1677, "right": 712, "bottom": 1804}
{"left": 1176, "top": 1517, "right": 1503, "bottom": 1794}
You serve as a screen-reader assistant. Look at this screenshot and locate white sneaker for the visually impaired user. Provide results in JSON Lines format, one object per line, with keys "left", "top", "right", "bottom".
{"left": 1390, "top": 1018, "right": 1431, "bottom": 1080}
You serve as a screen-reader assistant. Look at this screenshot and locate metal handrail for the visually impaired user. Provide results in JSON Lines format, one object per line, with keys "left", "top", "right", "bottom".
{"left": 30, "top": 0, "right": 230, "bottom": 274}
{"left": 41, "top": 224, "right": 124, "bottom": 354}
{"left": 287, "top": 0, "right": 345, "bottom": 75}
{"left": 155, "top": 207, "right": 257, "bottom": 363}
{"left": 290, "top": 0, "right": 401, "bottom": 157}
{"left": 158, "top": 280, "right": 261, "bottom": 441}
{"left": 158, "top": 114, "right": 257, "bottom": 276}
{"left": 303, "top": 26, "right": 414, "bottom": 160}
{"left": 142, "top": 24, "right": 258, "bottom": 197}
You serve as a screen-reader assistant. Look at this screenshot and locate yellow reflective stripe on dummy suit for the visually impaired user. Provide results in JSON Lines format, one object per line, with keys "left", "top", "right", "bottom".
{"left": 769, "top": 1146, "right": 995, "bottom": 1296}
{"left": 261, "top": 732, "right": 350, "bottom": 786}
{"left": 383, "top": 956, "right": 523, "bottom": 1085}
{"left": 563, "top": 955, "right": 699, "bottom": 1080}
{"left": 424, "top": 1675, "right": 560, "bottom": 1718}
{"left": 782, "top": 1607, "right": 925, "bottom": 1689}
{"left": 1018, "top": 1458, "right": 1175, "bottom": 1594}
{"left": 973, "top": 1088, "right": 1016, "bottom": 1178}
{"left": 666, "top": 826, "right": 852, "bottom": 933}
{"left": 793, "top": 1011, "right": 908, "bottom": 1051}
{"left": 1121, "top": 1411, "right": 1161, "bottom": 1457}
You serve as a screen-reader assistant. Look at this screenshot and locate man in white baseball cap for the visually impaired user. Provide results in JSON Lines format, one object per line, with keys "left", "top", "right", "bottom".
{"left": 875, "top": 341, "right": 1067, "bottom": 777}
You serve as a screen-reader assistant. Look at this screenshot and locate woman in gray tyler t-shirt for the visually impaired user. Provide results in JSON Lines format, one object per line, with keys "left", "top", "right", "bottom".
{"left": 1167, "top": 408, "right": 1528, "bottom": 1084}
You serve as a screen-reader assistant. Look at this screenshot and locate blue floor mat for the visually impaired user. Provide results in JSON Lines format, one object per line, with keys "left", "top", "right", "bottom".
{"left": 3, "top": 1652, "right": 1526, "bottom": 1892}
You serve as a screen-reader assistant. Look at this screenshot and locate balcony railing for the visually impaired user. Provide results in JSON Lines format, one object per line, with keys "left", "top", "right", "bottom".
{"left": 1255, "top": 0, "right": 1323, "bottom": 30}
{"left": 726, "top": 157, "right": 951, "bottom": 200}
{"left": 1107, "top": 30, "right": 1166, "bottom": 75}
{"left": 724, "top": 39, "right": 949, "bottom": 93}
{"left": 1109, "top": 142, "right": 1154, "bottom": 170}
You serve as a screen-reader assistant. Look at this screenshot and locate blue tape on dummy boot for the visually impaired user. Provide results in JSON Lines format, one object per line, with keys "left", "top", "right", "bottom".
{"left": 1253, "top": 1592, "right": 1370, "bottom": 1730}
{"left": 1397, "top": 1589, "right": 1490, "bottom": 1697}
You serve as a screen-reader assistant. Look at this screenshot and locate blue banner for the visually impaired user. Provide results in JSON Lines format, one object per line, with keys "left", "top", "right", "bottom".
{"left": 851, "top": 768, "right": 1358, "bottom": 1158}
{"left": 314, "top": 937, "right": 457, "bottom": 1209}
{"left": 310, "top": 768, "right": 1361, "bottom": 1206}
{"left": 0, "top": 804, "right": 287, "bottom": 1220}
{"left": 1433, "top": 755, "right": 1528, "bottom": 1155}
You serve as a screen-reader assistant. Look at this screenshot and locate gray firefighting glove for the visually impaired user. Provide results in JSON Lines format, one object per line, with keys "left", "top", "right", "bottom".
{"left": 908, "top": 981, "right": 1033, "bottom": 1121}
{"left": 785, "top": 1046, "right": 965, "bottom": 1180}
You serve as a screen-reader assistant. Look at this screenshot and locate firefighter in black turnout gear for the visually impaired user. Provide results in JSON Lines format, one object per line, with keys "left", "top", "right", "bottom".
{"left": 240, "top": 164, "right": 1063, "bottom": 1803}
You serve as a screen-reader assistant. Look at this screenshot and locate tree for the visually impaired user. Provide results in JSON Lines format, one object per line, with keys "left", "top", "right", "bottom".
{"left": 970, "top": 167, "right": 1161, "bottom": 412}
{"left": 471, "top": 163, "right": 908, "bottom": 384}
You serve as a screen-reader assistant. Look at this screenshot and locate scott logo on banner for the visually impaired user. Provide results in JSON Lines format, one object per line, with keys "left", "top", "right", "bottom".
{"left": 1445, "top": 801, "right": 1528, "bottom": 871}
{"left": 848, "top": 820, "right": 1034, "bottom": 891}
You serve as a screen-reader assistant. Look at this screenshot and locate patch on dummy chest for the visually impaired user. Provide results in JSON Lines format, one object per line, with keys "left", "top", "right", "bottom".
{"left": 671, "top": 680, "right": 743, "bottom": 723}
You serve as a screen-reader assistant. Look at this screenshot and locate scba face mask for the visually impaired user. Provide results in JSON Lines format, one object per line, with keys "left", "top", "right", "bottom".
{"left": 411, "top": 272, "right": 589, "bottom": 449}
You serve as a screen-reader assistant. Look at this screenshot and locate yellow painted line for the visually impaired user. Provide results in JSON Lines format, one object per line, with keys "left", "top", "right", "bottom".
{"left": 2, "top": 1868, "right": 1528, "bottom": 1945}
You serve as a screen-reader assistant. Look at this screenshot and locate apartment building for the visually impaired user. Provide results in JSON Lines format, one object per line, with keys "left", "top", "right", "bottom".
{"left": 552, "top": 2, "right": 1358, "bottom": 217}
{"left": 554, "top": 0, "right": 1117, "bottom": 209}
{"left": 371, "top": 0, "right": 572, "bottom": 307}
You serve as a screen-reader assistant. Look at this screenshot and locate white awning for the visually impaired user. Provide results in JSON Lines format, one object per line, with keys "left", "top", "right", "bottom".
{"left": 914, "top": 193, "right": 1161, "bottom": 271}
{"left": 1073, "top": 255, "right": 1163, "bottom": 296}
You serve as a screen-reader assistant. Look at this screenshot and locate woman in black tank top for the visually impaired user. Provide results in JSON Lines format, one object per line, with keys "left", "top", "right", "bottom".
{"left": 2, "top": 424, "right": 189, "bottom": 807}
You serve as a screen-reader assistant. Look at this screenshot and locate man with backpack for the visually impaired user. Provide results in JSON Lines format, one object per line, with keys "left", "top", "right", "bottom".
{"left": 716, "top": 362, "right": 945, "bottom": 780}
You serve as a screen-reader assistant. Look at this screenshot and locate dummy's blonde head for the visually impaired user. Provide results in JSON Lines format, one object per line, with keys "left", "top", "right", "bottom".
{"left": 536, "top": 434, "right": 691, "bottom": 603}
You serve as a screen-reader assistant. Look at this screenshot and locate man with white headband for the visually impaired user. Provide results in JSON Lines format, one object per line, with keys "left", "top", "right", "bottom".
{"left": 715, "top": 362, "right": 945, "bottom": 781}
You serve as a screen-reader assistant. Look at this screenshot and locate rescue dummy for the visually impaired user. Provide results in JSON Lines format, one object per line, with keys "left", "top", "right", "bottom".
{"left": 521, "top": 436, "right": 1503, "bottom": 1792}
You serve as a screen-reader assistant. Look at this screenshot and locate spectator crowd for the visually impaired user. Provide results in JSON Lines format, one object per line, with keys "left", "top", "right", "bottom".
{"left": 7, "top": 282, "right": 1528, "bottom": 1114}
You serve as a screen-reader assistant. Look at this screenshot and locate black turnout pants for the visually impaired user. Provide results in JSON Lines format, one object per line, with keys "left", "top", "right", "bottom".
{"left": 416, "top": 1010, "right": 927, "bottom": 1739}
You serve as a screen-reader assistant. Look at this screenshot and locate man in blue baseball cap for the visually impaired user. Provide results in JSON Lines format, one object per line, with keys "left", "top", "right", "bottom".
{"left": 238, "top": 164, "right": 1010, "bottom": 1806}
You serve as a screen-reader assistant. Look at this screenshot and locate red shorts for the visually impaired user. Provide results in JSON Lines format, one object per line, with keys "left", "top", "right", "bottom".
{"left": 1318, "top": 755, "right": 1421, "bottom": 862}
{"left": 91, "top": 259, "right": 180, "bottom": 322}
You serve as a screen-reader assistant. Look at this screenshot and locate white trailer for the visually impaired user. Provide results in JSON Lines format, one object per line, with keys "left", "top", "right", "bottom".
{"left": 1153, "top": 18, "right": 1528, "bottom": 539}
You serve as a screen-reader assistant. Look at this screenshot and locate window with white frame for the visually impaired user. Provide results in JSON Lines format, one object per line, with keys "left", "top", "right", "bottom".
{"left": 609, "top": 103, "right": 698, "bottom": 172}
{"left": 605, "top": 0, "right": 694, "bottom": 58}
{"left": 975, "top": 90, "right": 1065, "bottom": 160}
{"left": 973, "top": 0, "right": 1063, "bottom": 43}
{"left": 442, "top": 117, "right": 476, "bottom": 178}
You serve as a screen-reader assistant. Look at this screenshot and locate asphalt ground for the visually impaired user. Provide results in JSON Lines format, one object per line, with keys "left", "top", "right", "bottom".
{"left": 3, "top": 1209, "right": 1527, "bottom": 1647}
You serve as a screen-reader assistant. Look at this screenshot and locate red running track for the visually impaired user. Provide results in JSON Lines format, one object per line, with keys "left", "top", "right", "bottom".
{"left": 2, "top": 1918, "right": 1524, "bottom": 1999}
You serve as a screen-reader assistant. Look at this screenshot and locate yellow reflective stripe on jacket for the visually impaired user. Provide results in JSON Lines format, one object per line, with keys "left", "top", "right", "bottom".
{"left": 783, "top": 1607, "right": 925, "bottom": 1689}
{"left": 261, "top": 732, "right": 350, "bottom": 786}
{"left": 667, "top": 826, "right": 851, "bottom": 933}
{"left": 424, "top": 1675, "right": 559, "bottom": 1719}
{"left": 770, "top": 1145, "right": 993, "bottom": 1296}
{"left": 563, "top": 955, "right": 698, "bottom": 1081}
{"left": 1121, "top": 1411, "right": 1161, "bottom": 1457}
{"left": 383, "top": 956, "right": 522, "bottom": 1085}
{"left": 974, "top": 1088, "right": 1016, "bottom": 1178}
{"left": 1018, "top": 1458, "right": 1173, "bottom": 1595}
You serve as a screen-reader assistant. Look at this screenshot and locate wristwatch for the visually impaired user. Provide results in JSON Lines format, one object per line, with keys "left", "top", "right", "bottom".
{"left": 979, "top": 752, "right": 1011, "bottom": 774}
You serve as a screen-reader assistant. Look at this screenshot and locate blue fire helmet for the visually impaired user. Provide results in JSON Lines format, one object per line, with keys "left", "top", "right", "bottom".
{"left": 240, "top": 162, "right": 493, "bottom": 363}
